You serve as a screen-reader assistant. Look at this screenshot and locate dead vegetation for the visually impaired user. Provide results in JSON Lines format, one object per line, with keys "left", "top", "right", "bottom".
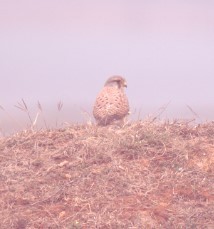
{"left": 0, "top": 120, "right": 214, "bottom": 228}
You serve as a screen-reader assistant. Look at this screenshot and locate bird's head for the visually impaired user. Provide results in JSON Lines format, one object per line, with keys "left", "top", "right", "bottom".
{"left": 104, "top": 76, "right": 127, "bottom": 89}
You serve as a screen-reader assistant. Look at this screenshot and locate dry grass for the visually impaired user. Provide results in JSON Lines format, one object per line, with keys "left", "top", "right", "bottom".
{"left": 0, "top": 120, "right": 214, "bottom": 228}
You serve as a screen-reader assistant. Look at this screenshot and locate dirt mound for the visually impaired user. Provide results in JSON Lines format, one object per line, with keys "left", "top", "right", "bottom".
{"left": 0, "top": 120, "right": 214, "bottom": 228}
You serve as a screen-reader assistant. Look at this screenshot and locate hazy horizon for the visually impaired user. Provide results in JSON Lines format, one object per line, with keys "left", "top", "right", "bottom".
{"left": 1, "top": 1, "right": 214, "bottom": 134}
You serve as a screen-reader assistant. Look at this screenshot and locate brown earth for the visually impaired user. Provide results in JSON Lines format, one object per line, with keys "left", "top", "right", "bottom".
{"left": 0, "top": 120, "right": 214, "bottom": 228}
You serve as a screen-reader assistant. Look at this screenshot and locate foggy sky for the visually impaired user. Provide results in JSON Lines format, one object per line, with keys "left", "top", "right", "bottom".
{"left": 0, "top": 1, "right": 214, "bottom": 133}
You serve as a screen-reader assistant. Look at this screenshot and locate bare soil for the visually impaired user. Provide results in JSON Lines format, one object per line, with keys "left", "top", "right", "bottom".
{"left": 0, "top": 120, "right": 214, "bottom": 228}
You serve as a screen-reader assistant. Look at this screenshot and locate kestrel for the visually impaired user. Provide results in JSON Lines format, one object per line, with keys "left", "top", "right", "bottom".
{"left": 93, "top": 75, "right": 129, "bottom": 126}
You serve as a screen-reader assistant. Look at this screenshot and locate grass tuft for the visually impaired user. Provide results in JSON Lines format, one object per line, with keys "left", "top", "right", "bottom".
{"left": 0, "top": 120, "right": 213, "bottom": 228}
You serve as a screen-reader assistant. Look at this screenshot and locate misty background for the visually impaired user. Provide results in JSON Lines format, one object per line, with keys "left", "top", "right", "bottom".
{"left": 0, "top": 1, "right": 214, "bottom": 134}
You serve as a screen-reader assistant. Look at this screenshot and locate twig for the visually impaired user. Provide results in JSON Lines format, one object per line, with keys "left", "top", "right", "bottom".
{"left": 151, "top": 101, "right": 171, "bottom": 122}
{"left": 15, "top": 99, "right": 33, "bottom": 125}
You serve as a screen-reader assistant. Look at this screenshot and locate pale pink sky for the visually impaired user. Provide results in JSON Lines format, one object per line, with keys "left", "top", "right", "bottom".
{"left": 0, "top": 1, "right": 214, "bottom": 132}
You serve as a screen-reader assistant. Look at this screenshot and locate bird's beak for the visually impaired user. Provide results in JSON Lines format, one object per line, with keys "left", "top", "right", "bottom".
{"left": 123, "top": 81, "right": 127, "bottom": 87}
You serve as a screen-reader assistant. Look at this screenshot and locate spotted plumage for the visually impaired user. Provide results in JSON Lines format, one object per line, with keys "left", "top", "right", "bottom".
{"left": 93, "top": 76, "right": 129, "bottom": 125}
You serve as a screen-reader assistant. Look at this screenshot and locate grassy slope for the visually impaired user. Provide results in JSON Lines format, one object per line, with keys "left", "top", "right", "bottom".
{"left": 0, "top": 120, "right": 214, "bottom": 228}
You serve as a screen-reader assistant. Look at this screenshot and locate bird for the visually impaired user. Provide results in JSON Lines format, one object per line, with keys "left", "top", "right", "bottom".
{"left": 93, "top": 75, "right": 129, "bottom": 126}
